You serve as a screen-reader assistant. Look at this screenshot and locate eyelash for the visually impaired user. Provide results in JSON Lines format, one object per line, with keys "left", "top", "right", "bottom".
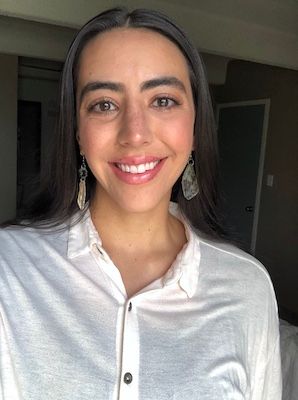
{"left": 152, "top": 96, "right": 180, "bottom": 109}
{"left": 87, "top": 95, "right": 180, "bottom": 115}
{"left": 87, "top": 99, "right": 118, "bottom": 114}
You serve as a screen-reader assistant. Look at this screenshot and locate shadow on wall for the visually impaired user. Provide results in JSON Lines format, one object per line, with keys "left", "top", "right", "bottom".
{"left": 211, "top": 60, "right": 298, "bottom": 319}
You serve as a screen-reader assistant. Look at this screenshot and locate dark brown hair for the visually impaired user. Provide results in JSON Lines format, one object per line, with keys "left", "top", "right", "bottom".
{"left": 10, "top": 7, "right": 225, "bottom": 238}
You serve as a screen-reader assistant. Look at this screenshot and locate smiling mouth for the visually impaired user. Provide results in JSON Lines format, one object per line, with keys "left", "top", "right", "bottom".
{"left": 115, "top": 160, "right": 161, "bottom": 174}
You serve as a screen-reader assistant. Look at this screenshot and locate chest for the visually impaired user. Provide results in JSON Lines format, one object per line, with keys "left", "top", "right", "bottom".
{"left": 1, "top": 280, "right": 250, "bottom": 400}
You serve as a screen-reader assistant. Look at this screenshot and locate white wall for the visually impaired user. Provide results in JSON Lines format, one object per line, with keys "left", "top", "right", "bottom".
{"left": 0, "top": 54, "right": 18, "bottom": 222}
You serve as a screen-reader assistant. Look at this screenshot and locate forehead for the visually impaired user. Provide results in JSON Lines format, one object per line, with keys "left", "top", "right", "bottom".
{"left": 77, "top": 27, "right": 191, "bottom": 84}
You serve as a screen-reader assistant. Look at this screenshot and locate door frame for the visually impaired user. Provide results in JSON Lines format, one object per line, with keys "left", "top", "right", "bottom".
{"left": 216, "top": 99, "right": 270, "bottom": 254}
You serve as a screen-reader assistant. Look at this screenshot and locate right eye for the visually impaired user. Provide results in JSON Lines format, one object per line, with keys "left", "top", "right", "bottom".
{"left": 89, "top": 100, "right": 118, "bottom": 113}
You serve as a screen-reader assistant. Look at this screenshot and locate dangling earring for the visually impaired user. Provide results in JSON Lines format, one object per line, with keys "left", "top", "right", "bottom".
{"left": 77, "top": 155, "right": 88, "bottom": 210}
{"left": 181, "top": 154, "right": 199, "bottom": 200}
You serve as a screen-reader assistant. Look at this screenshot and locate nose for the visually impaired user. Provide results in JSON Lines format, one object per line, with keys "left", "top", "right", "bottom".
{"left": 117, "top": 103, "right": 153, "bottom": 147}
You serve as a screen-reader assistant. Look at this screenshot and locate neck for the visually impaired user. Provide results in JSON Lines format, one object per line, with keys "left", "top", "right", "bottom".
{"left": 89, "top": 188, "right": 187, "bottom": 298}
{"left": 89, "top": 190, "right": 184, "bottom": 254}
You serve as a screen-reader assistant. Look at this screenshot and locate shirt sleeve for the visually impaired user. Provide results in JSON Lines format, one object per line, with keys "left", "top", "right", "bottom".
{"left": 250, "top": 275, "right": 283, "bottom": 400}
{"left": 254, "top": 336, "right": 282, "bottom": 400}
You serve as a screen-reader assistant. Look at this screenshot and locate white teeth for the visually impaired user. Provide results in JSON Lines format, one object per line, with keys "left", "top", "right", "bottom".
{"left": 137, "top": 164, "right": 146, "bottom": 173}
{"left": 116, "top": 160, "right": 160, "bottom": 174}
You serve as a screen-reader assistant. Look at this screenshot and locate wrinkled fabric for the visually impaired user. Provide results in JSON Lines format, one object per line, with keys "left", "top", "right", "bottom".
{"left": 0, "top": 205, "right": 282, "bottom": 399}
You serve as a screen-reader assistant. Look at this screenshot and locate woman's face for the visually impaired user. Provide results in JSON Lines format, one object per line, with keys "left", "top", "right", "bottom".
{"left": 76, "top": 27, "right": 195, "bottom": 214}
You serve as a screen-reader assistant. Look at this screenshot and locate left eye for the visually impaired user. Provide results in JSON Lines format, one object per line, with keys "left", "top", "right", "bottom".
{"left": 90, "top": 100, "right": 117, "bottom": 113}
{"left": 152, "top": 97, "right": 177, "bottom": 108}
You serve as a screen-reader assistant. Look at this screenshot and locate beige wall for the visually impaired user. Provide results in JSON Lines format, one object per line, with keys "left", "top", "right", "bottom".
{"left": 0, "top": 0, "right": 298, "bottom": 70}
{"left": 0, "top": 15, "right": 76, "bottom": 61}
{"left": 213, "top": 60, "right": 298, "bottom": 316}
{"left": 0, "top": 54, "right": 18, "bottom": 222}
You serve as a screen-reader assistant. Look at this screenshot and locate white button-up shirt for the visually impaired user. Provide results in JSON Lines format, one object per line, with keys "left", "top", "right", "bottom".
{"left": 0, "top": 205, "right": 282, "bottom": 399}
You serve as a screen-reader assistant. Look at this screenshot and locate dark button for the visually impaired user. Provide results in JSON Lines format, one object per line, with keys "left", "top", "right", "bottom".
{"left": 123, "top": 372, "right": 133, "bottom": 384}
{"left": 128, "top": 302, "right": 132, "bottom": 312}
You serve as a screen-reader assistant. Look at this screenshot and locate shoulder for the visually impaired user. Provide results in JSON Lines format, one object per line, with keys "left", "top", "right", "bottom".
{"left": 0, "top": 223, "right": 67, "bottom": 242}
{"left": 173, "top": 201, "right": 275, "bottom": 298}
{"left": 0, "top": 225, "right": 38, "bottom": 248}
{"left": 191, "top": 233, "right": 278, "bottom": 311}
{"left": 200, "top": 236, "right": 268, "bottom": 273}
{"left": 0, "top": 224, "right": 70, "bottom": 305}
{"left": 192, "top": 234, "right": 280, "bottom": 346}
{"left": 201, "top": 237, "right": 271, "bottom": 280}
{"left": 0, "top": 224, "right": 69, "bottom": 265}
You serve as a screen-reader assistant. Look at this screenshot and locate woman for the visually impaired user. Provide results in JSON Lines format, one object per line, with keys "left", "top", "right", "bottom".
{"left": 0, "top": 7, "right": 281, "bottom": 399}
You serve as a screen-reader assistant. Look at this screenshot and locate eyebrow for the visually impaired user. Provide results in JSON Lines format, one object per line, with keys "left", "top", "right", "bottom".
{"left": 79, "top": 81, "right": 124, "bottom": 104}
{"left": 79, "top": 76, "right": 186, "bottom": 104}
{"left": 140, "top": 76, "right": 186, "bottom": 92}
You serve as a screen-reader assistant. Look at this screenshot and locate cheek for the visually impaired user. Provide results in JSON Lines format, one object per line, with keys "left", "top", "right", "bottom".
{"left": 77, "top": 119, "right": 111, "bottom": 155}
{"left": 164, "top": 114, "right": 194, "bottom": 152}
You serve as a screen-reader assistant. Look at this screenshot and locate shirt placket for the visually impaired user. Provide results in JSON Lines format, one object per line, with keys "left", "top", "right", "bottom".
{"left": 117, "top": 299, "right": 140, "bottom": 399}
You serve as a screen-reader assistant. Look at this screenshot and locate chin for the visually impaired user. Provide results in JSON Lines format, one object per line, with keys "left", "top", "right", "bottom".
{"left": 111, "top": 186, "right": 172, "bottom": 214}
{"left": 117, "top": 196, "right": 170, "bottom": 215}
{"left": 94, "top": 181, "right": 173, "bottom": 215}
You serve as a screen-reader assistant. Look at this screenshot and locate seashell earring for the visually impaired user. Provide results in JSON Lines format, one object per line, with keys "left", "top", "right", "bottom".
{"left": 181, "top": 154, "right": 199, "bottom": 200}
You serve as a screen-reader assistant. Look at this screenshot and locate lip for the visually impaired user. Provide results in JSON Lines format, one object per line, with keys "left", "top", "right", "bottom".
{"left": 109, "top": 156, "right": 166, "bottom": 185}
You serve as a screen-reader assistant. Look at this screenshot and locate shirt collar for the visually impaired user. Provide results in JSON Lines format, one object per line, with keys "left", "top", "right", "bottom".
{"left": 67, "top": 209, "right": 101, "bottom": 259}
{"left": 165, "top": 202, "right": 201, "bottom": 298}
{"left": 67, "top": 203, "right": 200, "bottom": 298}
